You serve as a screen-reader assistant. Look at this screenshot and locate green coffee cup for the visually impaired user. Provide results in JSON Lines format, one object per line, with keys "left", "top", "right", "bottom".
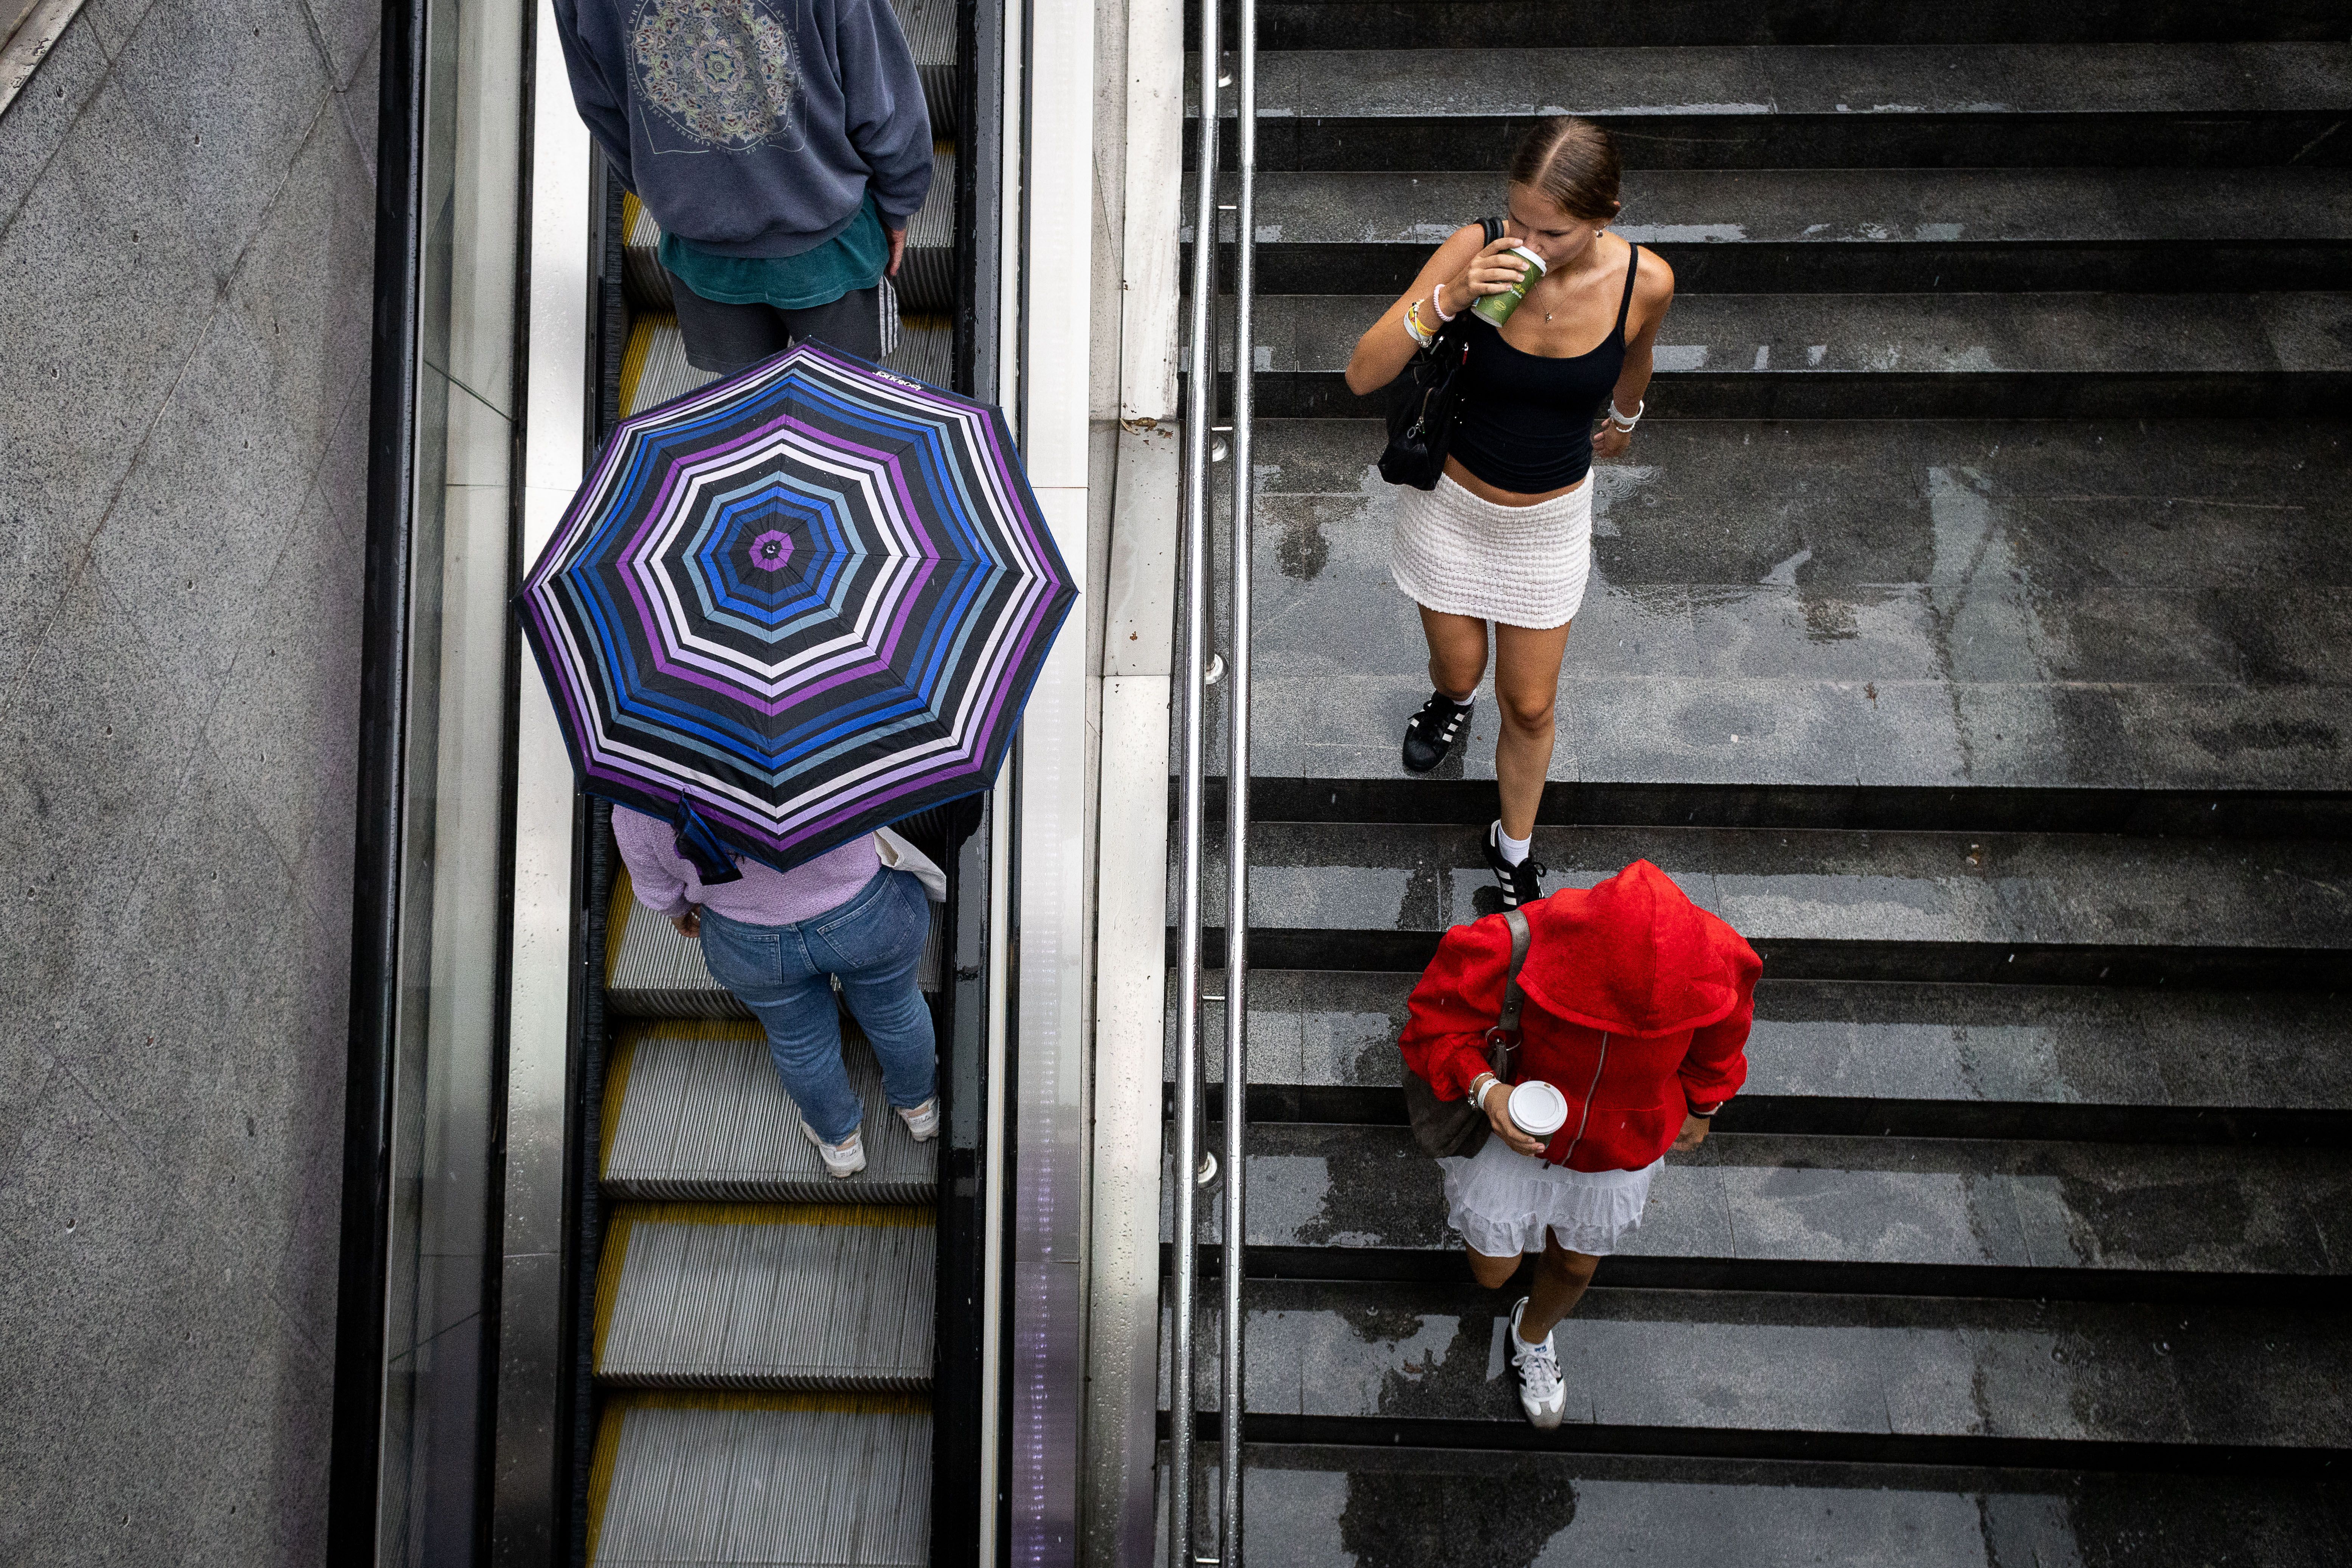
{"left": 1471, "top": 246, "right": 1547, "bottom": 326}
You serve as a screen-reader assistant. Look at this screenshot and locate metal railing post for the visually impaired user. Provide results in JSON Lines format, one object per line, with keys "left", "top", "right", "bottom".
{"left": 1220, "top": 0, "right": 1257, "bottom": 1559}
{"left": 1170, "top": 0, "right": 1221, "bottom": 1559}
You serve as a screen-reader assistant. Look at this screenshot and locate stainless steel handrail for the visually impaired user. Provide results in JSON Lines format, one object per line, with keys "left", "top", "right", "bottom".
{"left": 1167, "top": 0, "right": 1220, "bottom": 1555}
{"left": 1220, "top": 0, "right": 1258, "bottom": 1560}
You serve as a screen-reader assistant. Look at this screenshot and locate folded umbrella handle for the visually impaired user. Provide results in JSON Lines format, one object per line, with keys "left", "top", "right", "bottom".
{"left": 672, "top": 800, "right": 746, "bottom": 886}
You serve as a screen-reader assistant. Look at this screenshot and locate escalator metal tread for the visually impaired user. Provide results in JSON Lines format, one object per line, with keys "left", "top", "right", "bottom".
{"left": 603, "top": 1022, "right": 939, "bottom": 1203}
{"left": 588, "top": 1395, "right": 930, "bottom": 1566}
{"left": 595, "top": 1204, "right": 936, "bottom": 1388}
{"left": 619, "top": 315, "right": 957, "bottom": 419}
{"left": 606, "top": 872, "right": 945, "bottom": 1013}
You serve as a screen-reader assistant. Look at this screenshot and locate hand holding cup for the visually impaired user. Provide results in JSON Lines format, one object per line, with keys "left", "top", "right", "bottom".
{"left": 1443, "top": 235, "right": 1534, "bottom": 317}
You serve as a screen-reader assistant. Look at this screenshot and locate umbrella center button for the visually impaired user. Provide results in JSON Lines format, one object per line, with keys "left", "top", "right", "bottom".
{"left": 749, "top": 530, "right": 794, "bottom": 571}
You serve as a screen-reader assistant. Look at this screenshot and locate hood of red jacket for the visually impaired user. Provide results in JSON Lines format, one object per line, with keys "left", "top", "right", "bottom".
{"left": 1516, "top": 860, "right": 1754, "bottom": 1037}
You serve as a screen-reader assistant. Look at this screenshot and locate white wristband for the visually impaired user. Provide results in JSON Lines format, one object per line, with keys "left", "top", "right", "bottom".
{"left": 1470, "top": 1075, "right": 1497, "bottom": 1109}
{"left": 1606, "top": 398, "right": 1643, "bottom": 430}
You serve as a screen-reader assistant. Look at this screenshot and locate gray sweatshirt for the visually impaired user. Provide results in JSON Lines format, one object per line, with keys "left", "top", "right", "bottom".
{"left": 555, "top": 0, "right": 933, "bottom": 257}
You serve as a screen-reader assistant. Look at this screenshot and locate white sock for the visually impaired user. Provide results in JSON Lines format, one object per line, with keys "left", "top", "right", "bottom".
{"left": 1496, "top": 822, "right": 1531, "bottom": 867}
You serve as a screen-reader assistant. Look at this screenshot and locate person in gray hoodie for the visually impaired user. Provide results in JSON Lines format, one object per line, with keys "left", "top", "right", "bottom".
{"left": 556, "top": 0, "right": 934, "bottom": 371}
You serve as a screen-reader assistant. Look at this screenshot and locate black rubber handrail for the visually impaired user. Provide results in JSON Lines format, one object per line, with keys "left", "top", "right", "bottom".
{"left": 326, "top": 0, "right": 425, "bottom": 1556}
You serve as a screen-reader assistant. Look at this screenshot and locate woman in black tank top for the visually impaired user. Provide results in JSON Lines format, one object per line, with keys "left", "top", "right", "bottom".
{"left": 1343, "top": 118, "right": 1677, "bottom": 912}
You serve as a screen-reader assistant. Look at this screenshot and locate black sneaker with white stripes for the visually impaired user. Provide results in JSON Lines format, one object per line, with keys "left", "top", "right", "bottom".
{"left": 1400, "top": 689, "right": 1474, "bottom": 773}
{"left": 1486, "top": 820, "right": 1546, "bottom": 909}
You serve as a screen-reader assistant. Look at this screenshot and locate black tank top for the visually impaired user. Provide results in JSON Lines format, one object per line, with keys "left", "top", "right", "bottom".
{"left": 1449, "top": 244, "right": 1641, "bottom": 495}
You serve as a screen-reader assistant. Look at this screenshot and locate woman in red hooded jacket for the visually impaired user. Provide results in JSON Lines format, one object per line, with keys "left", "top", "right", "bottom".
{"left": 1399, "top": 859, "right": 1760, "bottom": 1428}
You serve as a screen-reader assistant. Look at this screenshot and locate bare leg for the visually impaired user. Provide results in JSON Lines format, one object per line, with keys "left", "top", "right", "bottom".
{"left": 1466, "top": 1247, "right": 1521, "bottom": 1291}
{"left": 1489, "top": 619, "right": 1574, "bottom": 842}
{"left": 1517, "top": 1235, "right": 1600, "bottom": 1342}
{"left": 1418, "top": 605, "right": 1489, "bottom": 704}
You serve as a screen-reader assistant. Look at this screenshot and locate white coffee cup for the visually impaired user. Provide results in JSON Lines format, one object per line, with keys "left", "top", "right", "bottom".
{"left": 1506, "top": 1080, "right": 1569, "bottom": 1141}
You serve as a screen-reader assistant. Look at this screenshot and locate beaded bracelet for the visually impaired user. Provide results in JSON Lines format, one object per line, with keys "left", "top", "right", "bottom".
{"left": 1428, "top": 282, "right": 1458, "bottom": 324}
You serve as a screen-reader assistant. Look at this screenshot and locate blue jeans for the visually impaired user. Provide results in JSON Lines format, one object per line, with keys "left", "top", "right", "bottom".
{"left": 698, "top": 867, "right": 938, "bottom": 1143}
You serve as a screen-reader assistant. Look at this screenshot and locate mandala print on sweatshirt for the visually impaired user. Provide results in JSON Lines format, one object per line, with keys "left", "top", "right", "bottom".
{"left": 630, "top": 0, "right": 807, "bottom": 152}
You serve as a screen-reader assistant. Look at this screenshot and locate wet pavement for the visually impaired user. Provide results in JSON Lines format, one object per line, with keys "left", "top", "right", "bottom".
{"left": 1202, "top": 419, "right": 2352, "bottom": 793}
{"left": 1215, "top": 1446, "right": 2352, "bottom": 1568}
{"left": 1184, "top": 820, "right": 2352, "bottom": 954}
{"left": 1174, "top": 1126, "right": 2352, "bottom": 1279}
{"left": 1180, "top": 973, "right": 2352, "bottom": 1110}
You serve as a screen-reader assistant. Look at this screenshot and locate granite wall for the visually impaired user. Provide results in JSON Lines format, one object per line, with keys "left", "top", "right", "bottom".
{"left": 0, "top": 0, "right": 379, "bottom": 1560}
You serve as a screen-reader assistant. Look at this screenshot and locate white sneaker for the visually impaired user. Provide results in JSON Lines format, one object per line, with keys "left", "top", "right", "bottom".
{"left": 1508, "top": 1297, "right": 1567, "bottom": 1430}
{"left": 800, "top": 1120, "right": 867, "bottom": 1178}
{"left": 895, "top": 1096, "right": 941, "bottom": 1142}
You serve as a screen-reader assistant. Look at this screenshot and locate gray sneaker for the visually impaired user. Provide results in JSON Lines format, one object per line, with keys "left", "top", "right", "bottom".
{"left": 799, "top": 1119, "right": 868, "bottom": 1178}
{"left": 896, "top": 1096, "right": 941, "bottom": 1142}
{"left": 1508, "top": 1296, "right": 1567, "bottom": 1429}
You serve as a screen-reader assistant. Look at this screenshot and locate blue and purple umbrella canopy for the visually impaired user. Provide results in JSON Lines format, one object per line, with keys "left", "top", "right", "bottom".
{"left": 521, "top": 342, "right": 1077, "bottom": 876}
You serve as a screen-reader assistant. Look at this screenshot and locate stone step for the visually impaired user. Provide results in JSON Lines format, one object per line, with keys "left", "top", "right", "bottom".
{"left": 593, "top": 1204, "right": 934, "bottom": 1389}
{"left": 1192, "top": 290, "right": 2352, "bottom": 417}
{"left": 1216, "top": 0, "right": 2352, "bottom": 51}
{"left": 1166, "top": 1281, "right": 2352, "bottom": 1465}
{"left": 1213, "top": 1444, "right": 2352, "bottom": 1566}
{"left": 1170, "top": 973, "right": 2352, "bottom": 1132}
{"left": 1189, "top": 44, "right": 2352, "bottom": 170}
{"left": 1163, "top": 1124, "right": 2352, "bottom": 1298}
{"left": 1192, "top": 417, "right": 2352, "bottom": 798}
{"left": 1184, "top": 167, "right": 2352, "bottom": 295}
{"left": 1168, "top": 820, "right": 2352, "bottom": 983}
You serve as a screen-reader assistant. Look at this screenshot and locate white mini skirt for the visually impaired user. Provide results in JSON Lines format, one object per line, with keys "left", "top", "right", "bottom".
{"left": 1438, "top": 1135, "right": 1661, "bottom": 1258}
{"left": 1389, "top": 471, "right": 1592, "bottom": 629}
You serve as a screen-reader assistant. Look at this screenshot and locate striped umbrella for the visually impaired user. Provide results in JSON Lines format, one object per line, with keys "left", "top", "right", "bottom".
{"left": 521, "top": 341, "right": 1076, "bottom": 878}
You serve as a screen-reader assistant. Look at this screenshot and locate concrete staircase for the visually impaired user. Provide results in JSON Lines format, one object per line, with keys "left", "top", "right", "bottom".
{"left": 1169, "top": 2, "right": 2352, "bottom": 1559}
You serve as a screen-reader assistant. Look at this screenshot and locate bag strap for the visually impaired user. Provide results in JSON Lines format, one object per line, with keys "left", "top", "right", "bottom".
{"left": 1497, "top": 907, "right": 1531, "bottom": 1032}
{"left": 1482, "top": 215, "right": 1506, "bottom": 245}
{"left": 1481, "top": 906, "right": 1534, "bottom": 1082}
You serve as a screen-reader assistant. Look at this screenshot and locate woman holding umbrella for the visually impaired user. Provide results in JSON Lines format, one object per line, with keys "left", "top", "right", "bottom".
{"left": 613, "top": 812, "right": 939, "bottom": 1177}
{"left": 521, "top": 342, "right": 1078, "bottom": 1182}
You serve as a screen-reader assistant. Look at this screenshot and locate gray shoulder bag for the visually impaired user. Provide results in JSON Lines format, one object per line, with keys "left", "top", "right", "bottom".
{"left": 1401, "top": 907, "right": 1532, "bottom": 1159}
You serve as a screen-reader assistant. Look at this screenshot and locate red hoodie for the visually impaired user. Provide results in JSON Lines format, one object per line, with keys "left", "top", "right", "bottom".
{"left": 1399, "top": 860, "right": 1762, "bottom": 1173}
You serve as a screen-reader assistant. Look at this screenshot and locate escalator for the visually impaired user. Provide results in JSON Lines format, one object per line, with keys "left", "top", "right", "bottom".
{"left": 566, "top": 1, "right": 988, "bottom": 1558}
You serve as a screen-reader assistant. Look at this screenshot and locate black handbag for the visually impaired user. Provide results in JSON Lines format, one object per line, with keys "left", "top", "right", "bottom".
{"left": 1376, "top": 216, "right": 1505, "bottom": 490}
{"left": 1401, "top": 906, "right": 1532, "bottom": 1159}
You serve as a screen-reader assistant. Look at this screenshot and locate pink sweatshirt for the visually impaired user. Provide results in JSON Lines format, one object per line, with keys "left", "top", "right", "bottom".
{"left": 612, "top": 806, "right": 881, "bottom": 927}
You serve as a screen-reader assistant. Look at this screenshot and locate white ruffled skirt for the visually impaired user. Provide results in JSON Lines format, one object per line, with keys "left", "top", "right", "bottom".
{"left": 1438, "top": 1135, "right": 1661, "bottom": 1258}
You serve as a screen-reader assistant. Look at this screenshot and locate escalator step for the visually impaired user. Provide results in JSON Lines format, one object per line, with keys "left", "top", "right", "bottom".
{"left": 606, "top": 871, "right": 944, "bottom": 1015}
{"left": 618, "top": 314, "right": 958, "bottom": 418}
{"left": 589, "top": 1394, "right": 929, "bottom": 1566}
{"left": 596, "top": 1204, "right": 935, "bottom": 1388}
{"left": 604, "top": 1022, "right": 939, "bottom": 1203}
{"left": 886, "top": 0, "right": 959, "bottom": 139}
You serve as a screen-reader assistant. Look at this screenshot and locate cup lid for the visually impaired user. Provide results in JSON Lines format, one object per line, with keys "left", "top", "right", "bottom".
{"left": 1509, "top": 245, "right": 1547, "bottom": 275}
{"left": 1507, "top": 1079, "right": 1569, "bottom": 1136}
